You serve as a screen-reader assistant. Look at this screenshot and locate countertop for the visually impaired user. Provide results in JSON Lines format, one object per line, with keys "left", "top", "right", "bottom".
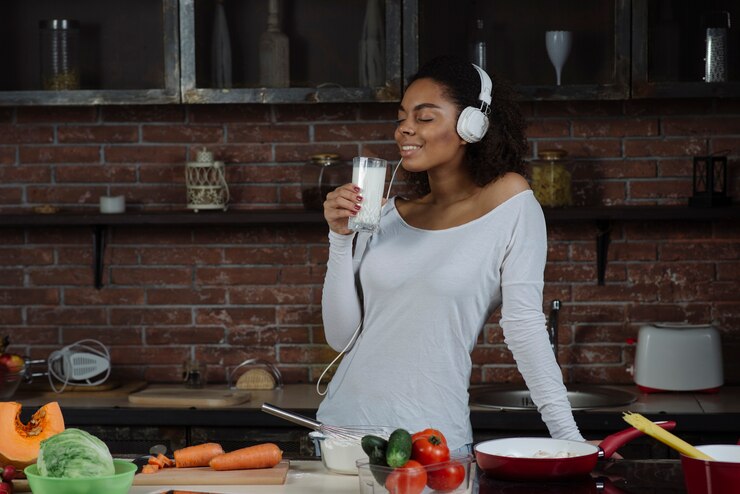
{"left": 13, "top": 383, "right": 740, "bottom": 434}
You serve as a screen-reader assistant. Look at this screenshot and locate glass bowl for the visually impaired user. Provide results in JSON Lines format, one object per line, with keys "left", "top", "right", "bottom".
{"left": 310, "top": 426, "right": 396, "bottom": 475}
{"left": 24, "top": 459, "right": 136, "bottom": 494}
{"left": 357, "top": 453, "right": 475, "bottom": 494}
{"left": 0, "top": 365, "right": 26, "bottom": 399}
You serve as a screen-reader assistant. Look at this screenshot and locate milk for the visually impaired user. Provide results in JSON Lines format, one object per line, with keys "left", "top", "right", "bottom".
{"left": 348, "top": 157, "right": 387, "bottom": 233}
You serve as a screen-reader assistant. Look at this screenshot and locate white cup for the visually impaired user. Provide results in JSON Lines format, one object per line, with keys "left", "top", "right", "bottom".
{"left": 348, "top": 157, "right": 387, "bottom": 233}
{"left": 99, "top": 195, "right": 125, "bottom": 214}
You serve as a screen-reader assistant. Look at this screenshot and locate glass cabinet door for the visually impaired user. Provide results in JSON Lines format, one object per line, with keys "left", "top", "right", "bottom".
{"left": 632, "top": 0, "right": 740, "bottom": 98}
{"left": 180, "top": 0, "right": 402, "bottom": 103}
{"left": 406, "top": 0, "right": 630, "bottom": 100}
{"left": 0, "top": 0, "right": 180, "bottom": 106}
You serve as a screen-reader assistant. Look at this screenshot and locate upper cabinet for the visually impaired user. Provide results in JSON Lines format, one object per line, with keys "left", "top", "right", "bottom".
{"left": 631, "top": 0, "right": 740, "bottom": 98}
{"left": 0, "top": 0, "right": 180, "bottom": 105}
{"left": 408, "top": 0, "right": 631, "bottom": 100}
{"left": 0, "top": 0, "right": 738, "bottom": 106}
{"left": 179, "top": 0, "right": 402, "bottom": 103}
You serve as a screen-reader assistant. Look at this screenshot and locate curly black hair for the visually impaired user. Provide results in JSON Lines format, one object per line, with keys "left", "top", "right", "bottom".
{"left": 403, "top": 55, "right": 529, "bottom": 197}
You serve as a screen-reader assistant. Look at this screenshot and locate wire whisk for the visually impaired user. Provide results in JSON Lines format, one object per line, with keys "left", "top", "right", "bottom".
{"left": 261, "top": 403, "right": 389, "bottom": 441}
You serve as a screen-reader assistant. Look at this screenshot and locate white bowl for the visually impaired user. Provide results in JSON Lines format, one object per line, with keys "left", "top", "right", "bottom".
{"left": 310, "top": 426, "right": 395, "bottom": 475}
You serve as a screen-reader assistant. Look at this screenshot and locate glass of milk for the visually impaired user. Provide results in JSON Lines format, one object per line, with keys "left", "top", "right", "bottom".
{"left": 348, "top": 157, "right": 387, "bottom": 233}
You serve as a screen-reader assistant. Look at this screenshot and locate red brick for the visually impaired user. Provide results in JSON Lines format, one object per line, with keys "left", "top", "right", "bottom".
{"left": 111, "top": 267, "right": 192, "bottom": 286}
{"left": 105, "top": 145, "right": 187, "bottom": 163}
{"left": 0, "top": 308, "right": 22, "bottom": 324}
{"left": 20, "top": 146, "right": 100, "bottom": 164}
{"left": 228, "top": 124, "right": 309, "bottom": 143}
{"left": 109, "top": 308, "right": 192, "bottom": 325}
{"left": 229, "top": 327, "right": 311, "bottom": 345}
{"left": 277, "top": 305, "right": 321, "bottom": 325}
{"left": 275, "top": 144, "right": 358, "bottom": 163}
{"left": 0, "top": 165, "right": 51, "bottom": 183}
{"left": 196, "top": 267, "right": 279, "bottom": 285}
{"left": 0, "top": 288, "right": 59, "bottom": 305}
{"left": 17, "top": 107, "right": 97, "bottom": 123}
{"left": 570, "top": 366, "right": 633, "bottom": 384}
{"left": 29, "top": 267, "right": 93, "bottom": 286}
{"left": 0, "top": 109, "right": 13, "bottom": 123}
{"left": 568, "top": 344, "right": 623, "bottom": 364}
{"left": 198, "top": 144, "right": 272, "bottom": 163}
{"left": 630, "top": 179, "right": 692, "bottom": 200}
{"left": 228, "top": 184, "right": 279, "bottom": 204}
{"left": 227, "top": 164, "right": 302, "bottom": 183}
{"left": 623, "top": 221, "right": 712, "bottom": 240}
{"left": 64, "top": 288, "right": 146, "bottom": 305}
{"left": 147, "top": 288, "right": 227, "bottom": 305}
{"left": 479, "top": 367, "right": 526, "bottom": 384}
{"left": 110, "top": 185, "right": 183, "bottom": 205}
{"left": 278, "top": 345, "right": 337, "bottom": 364}
{"left": 471, "top": 346, "right": 515, "bottom": 365}
{"left": 535, "top": 140, "right": 622, "bottom": 160}
{"left": 624, "top": 99, "right": 713, "bottom": 116}
{"left": 657, "top": 158, "right": 693, "bottom": 177}
{"left": 113, "top": 226, "right": 193, "bottom": 245}
{"left": 279, "top": 266, "right": 325, "bottom": 284}
{"left": 545, "top": 263, "right": 596, "bottom": 283}
{"left": 717, "top": 262, "right": 740, "bottom": 281}
{"left": 525, "top": 119, "right": 570, "bottom": 138}
{"left": 0, "top": 189, "right": 22, "bottom": 206}
{"left": 27, "top": 307, "right": 106, "bottom": 325}
{"left": 627, "top": 303, "right": 711, "bottom": 323}
{"left": 0, "top": 247, "right": 53, "bottom": 265}
{"left": 103, "top": 106, "right": 186, "bottom": 123}
{"left": 229, "top": 286, "right": 313, "bottom": 305}
{"left": 58, "top": 125, "right": 139, "bottom": 143}
{"left": 314, "top": 123, "right": 394, "bottom": 141}
{"left": 358, "top": 103, "right": 398, "bottom": 121}
{"left": 570, "top": 160, "right": 657, "bottom": 180}
{"left": 146, "top": 326, "right": 225, "bottom": 345}
{"left": 274, "top": 104, "right": 356, "bottom": 122}
{"left": 0, "top": 268, "right": 24, "bottom": 285}
{"left": 63, "top": 327, "right": 143, "bottom": 345}
{"left": 361, "top": 143, "right": 402, "bottom": 159}
{"left": 712, "top": 137, "right": 740, "bottom": 154}
{"left": 27, "top": 185, "right": 108, "bottom": 205}
{"left": 224, "top": 246, "right": 307, "bottom": 265}
{"left": 137, "top": 246, "right": 223, "bottom": 265}
{"left": 56, "top": 164, "right": 138, "bottom": 183}
{"left": 535, "top": 100, "right": 624, "bottom": 117}
{"left": 111, "top": 346, "right": 189, "bottom": 365}
{"left": 624, "top": 138, "right": 707, "bottom": 158}
{"left": 0, "top": 147, "right": 15, "bottom": 165}
{"left": 561, "top": 304, "right": 626, "bottom": 324}
{"left": 574, "top": 324, "right": 635, "bottom": 343}
{"left": 663, "top": 117, "right": 740, "bottom": 136}
{"left": 572, "top": 118, "right": 659, "bottom": 137}
{"left": 660, "top": 241, "right": 739, "bottom": 261}
{"left": 2, "top": 327, "right": 58, "bottom": 345}
{"left": 143, "top": 125, "right": 224, "bottom": 143}
{"left": 195, "top": 307, "right": 275, "bottom": 326}
{"left": 189, "top": 105, "right": 270, "bottom": 124}
{"left": 0, "top": 125, "right": 54, "bottom": 144}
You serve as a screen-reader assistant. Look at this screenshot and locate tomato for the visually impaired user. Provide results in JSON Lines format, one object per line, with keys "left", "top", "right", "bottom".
{"left": 411, "top": 428, "right": 447, "bottom": 446}
{"left": 411, "top": 435, "right": 450, "bottom": 465}
{"left": 426, "top": 461, "right": 465, "bottom": 492}
{"left": 385, "top": 459, "right": 427, "bottom": 494}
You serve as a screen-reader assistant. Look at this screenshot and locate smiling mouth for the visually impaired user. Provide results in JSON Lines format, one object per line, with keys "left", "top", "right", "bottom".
{"left": 401, "top": 145, "right": 421, "bottom": 151}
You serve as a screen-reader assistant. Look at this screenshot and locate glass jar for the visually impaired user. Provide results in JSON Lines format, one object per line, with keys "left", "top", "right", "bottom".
{"left": 39, "top": 19, "right": 81, "bottom": 90}
{"left": 301, "top": 154, "right": 350, "bottom": 210}
{"left": 531, "top": 149, "right": 573, "bottom": 207}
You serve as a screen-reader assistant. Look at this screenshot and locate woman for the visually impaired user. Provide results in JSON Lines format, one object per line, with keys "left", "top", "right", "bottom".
{"left": 317, "top": 55, "right": 584, "bottom": 451}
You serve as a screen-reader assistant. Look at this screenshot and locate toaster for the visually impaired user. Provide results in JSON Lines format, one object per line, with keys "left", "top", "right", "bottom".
{"left": 634, "top": 323, "right": 723, "bottom": 393}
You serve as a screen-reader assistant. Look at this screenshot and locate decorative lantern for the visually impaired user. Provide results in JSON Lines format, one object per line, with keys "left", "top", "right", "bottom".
{"left": 689, "top": 154, "right": 731, "bottom": 207}
{"left": 186, "top": 148, "right": 230, "bottom": 212}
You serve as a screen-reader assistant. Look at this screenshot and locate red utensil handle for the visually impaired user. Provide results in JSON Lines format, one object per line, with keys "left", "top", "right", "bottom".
{"left": 599, "top": 420, "right": 677, "bottom": 459}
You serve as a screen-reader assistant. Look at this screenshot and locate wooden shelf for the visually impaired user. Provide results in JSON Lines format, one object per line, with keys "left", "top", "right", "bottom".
{"left": 1, "top": 205, "right": 737, "bottom": 288}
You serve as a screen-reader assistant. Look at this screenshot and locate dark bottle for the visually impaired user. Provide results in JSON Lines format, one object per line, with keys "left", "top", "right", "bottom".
{"left": 39, "top": 19, "right": 80, "bottom": 90}
{"left": 301, "top": 154, "right": 351, "bottom": 211}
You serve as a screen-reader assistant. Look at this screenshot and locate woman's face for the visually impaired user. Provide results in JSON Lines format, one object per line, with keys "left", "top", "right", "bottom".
{"left": 395, "top": 78, "right": 466, "bottom": 173}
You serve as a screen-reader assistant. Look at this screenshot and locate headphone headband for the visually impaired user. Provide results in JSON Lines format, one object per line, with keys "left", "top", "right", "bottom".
{"left": 472, "top": 64, "right": 492, "bottom": 106}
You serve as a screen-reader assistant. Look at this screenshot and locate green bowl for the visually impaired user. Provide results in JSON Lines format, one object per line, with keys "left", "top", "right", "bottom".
{"left": 24, "top": 459, "right": 136, "bottom": 494}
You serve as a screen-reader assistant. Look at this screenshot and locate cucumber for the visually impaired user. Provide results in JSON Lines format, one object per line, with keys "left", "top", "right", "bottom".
{"left": 361, "top": 435, "right": 389, "bottom": 466}
{"left": 385, "top": 428, "right": 413, "bottom": 468}
{"left": 361, "top": 435, "right": 390, "bottom": 485}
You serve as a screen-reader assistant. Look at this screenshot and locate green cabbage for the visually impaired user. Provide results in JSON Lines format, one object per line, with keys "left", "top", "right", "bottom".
{"left": 37, "top": 428, "right": 115, "bottom": 478}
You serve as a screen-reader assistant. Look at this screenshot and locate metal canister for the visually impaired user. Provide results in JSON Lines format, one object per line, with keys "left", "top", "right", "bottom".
{"left": 704, "top": 11, "right": 730, "bottom": 83}
{"left": 531, "top": 149, "right": 572, "bottom": 207}
{"left": 301, "top": 154, "right": 350, "bottom": 211}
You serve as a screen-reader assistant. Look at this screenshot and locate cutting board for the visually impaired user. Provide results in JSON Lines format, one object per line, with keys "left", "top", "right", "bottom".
{"left": 132, "top": 460, "right": 289, "bottom": 485}
{"left": 128, "top": 386, "right": 251, "bottom": 407}
{"left": 23, "top": 380, "right": 147, "bottom": 398}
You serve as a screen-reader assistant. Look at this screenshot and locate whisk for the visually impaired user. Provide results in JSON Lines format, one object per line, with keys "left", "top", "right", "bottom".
{"left": 261, "top": 403, "right": 389, "bottom": 441}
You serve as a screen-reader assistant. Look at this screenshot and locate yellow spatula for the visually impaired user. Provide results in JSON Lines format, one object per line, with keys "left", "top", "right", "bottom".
{"left": 622, "top": 411, "right": 714, "bottom": 461}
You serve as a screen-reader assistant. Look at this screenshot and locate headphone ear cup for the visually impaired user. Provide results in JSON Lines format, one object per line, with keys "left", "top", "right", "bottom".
{"left": 456, "top": 106, "right": 490, "bottom": 143}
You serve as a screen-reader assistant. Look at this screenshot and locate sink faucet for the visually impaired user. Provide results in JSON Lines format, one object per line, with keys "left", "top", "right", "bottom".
{"left": 548, "top": 300, "right": 561, "bottom": 365}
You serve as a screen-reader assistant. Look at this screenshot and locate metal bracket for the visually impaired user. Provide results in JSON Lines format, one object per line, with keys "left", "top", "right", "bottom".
{"left": 93, "top": 225, "right": 106, "bottom": 289}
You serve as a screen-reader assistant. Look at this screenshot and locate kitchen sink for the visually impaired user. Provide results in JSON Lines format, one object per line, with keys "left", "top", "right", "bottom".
{"left": 469, "top": 384, "right": 637, "bottom": 410}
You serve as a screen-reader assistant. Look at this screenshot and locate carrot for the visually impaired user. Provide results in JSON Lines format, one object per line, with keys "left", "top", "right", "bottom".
{"left": 174, "top": 442, "right": 225, "bottom": 468}
{"left": 141, "top": 464, "right": 160, "bottom": 474}
{"left": 148, "top": 456, "right": 165, "bottom": 468}
{"left": 158, "top": 453, "right": 175, "bottom": 468}
{"left": 209, "top": 443, "right": 283, "bottom": 471}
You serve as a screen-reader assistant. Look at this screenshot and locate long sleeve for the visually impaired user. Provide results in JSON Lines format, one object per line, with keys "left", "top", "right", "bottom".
{"left": 321, "top": 230, "right": 363, "bottom": 350}
{"left": 499, "top": 201, "right": 585, "bottom": 442}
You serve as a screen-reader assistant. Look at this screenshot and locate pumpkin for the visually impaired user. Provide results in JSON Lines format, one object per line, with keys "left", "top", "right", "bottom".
{"left": 0, "top": 401, "right": 65, "bottom": 469}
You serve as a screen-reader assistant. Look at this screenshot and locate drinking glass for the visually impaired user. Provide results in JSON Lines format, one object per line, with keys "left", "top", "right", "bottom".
{"left": 545, "top": 31, "right": 572, "bottom": 86}
{"left": 348, "top": 157, "right": 387, "bottom": 233}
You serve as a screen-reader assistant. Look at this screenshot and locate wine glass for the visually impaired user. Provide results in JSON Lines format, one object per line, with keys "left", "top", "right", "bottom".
{"left": 545, "top": 31, "right": 572, "bottom": 86}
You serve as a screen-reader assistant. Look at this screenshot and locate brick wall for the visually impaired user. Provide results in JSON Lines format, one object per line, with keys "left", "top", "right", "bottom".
{"left": 1, "top": 100, "right": 738, "bottom": 386}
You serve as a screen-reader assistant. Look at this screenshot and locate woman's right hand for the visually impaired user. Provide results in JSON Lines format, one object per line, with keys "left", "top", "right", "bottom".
{"left": 323, "top": 183, "right": 362, "bottom": 235}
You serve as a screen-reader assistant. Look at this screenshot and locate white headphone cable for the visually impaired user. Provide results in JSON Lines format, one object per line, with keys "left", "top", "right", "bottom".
{"left": 316, "top": 158, "right": 403, "bottom": 397}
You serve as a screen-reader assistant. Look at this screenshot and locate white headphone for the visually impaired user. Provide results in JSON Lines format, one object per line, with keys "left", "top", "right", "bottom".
{"left": 456, "top": 64, "right": 493, "bottom": 144}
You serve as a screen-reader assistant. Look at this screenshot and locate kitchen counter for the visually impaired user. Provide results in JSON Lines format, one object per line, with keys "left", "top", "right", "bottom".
{"left": 13, "top": 383, "right": 740, "bottom": 434}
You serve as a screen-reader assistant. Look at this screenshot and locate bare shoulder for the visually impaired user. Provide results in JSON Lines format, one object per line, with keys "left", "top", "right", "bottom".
{"left": 480, "top": 172, "right": 531, "bottom": 209}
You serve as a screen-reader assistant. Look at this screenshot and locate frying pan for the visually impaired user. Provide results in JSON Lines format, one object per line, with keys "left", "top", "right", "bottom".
{"left": 475, "top": 421, "right": 676, "bottom": 481}
{"left": 680, "top": 443, "right": 740, "bottom": 494}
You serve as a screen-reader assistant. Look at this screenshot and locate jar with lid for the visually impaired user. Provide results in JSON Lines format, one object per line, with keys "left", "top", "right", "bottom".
{"left": 39, "top": 19, "right": 81, "bottom": 90}
{"left": 301, "top": 154, "right": 351, "bottom": 210}
{"left": 531, "top": 149, "right": 573, "bottom": 207}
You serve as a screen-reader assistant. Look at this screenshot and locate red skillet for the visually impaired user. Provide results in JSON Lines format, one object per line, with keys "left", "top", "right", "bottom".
{"left": 475, "top": 421, "right": 676, "bottom": 481}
